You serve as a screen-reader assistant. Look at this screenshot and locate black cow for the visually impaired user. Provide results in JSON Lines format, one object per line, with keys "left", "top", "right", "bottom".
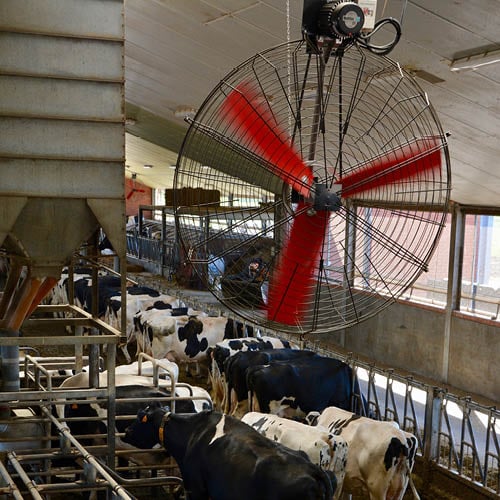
{"left": 246, "top": 355, "right": 366, "bottom": 419}
{"left": 224, "top": 348, "right": 317, "bottom": 416}
{"left": 123, "top": 404, "right": 335, "bottom": 500}
{"left": 61, "top": 384, "right": 205, "bottom": 467}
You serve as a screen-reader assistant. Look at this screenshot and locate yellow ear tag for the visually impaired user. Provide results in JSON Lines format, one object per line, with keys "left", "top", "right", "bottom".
{"left": 159, "top": 426, "right": 164, "bottom": 443}
{"left": 141, "top": 415, "right": 148, "bottom": 423}
{"left": 71, "top": 403, "right": 78, "bottom": 409}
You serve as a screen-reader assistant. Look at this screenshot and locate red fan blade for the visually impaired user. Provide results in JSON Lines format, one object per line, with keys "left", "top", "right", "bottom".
{"left": 267, "top": 202, "right": 329, "bottom": 326}
{"left": 126, "top": 188, "right": 145, "bottom": 200}
{"left": 220, "top": 82, "right": 313, "bottom": 198}
{"left": 340, "top": 138, "right": 442, "bottom": 198}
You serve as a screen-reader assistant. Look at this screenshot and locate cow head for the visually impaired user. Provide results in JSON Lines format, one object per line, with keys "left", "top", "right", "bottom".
{"left": 123, "top": 401, "right": 169, "bottom": 449}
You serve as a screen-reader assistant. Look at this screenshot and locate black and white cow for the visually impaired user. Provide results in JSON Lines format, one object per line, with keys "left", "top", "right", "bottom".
{"left": 104, "top": 287, "right": 185, "bottom": 362}
{"left": 246, "top": 355, "right": 366, "bottom": 419}
{"left": 49, "top": 271, "right": 121, "bottom": 314}
{"left": 132, "top": 305, "right": 207, "bottom": 354}
{"left": 207, "top": 336, "right": 298, "bottom": 411}
{"left": 223, "top": 348, "right": 317, "bottom": 416}
{"left": 308, "top": 406, "right": 419, "bottom": 500}
{"left": 145, "top": 316, "right": 248, "bottom": 367}
{"left": 241, "top": 411, "right": 348, "bottom": 499}
{"left": 45, "top": 269, "right": 121, "bottom": 321}
{"left": 209, "top": 336, "right": 296, "bottom": 376}
{"left": 123, "top": 404, "right": 335, "bottom": 500}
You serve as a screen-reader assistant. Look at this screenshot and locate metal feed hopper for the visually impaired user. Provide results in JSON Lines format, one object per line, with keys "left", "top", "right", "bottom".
{"left": 0, "top": 0, "right": 126, "bottom": 387}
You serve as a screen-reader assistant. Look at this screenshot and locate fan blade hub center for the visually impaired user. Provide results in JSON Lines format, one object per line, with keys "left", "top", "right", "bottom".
{"left": 313, "top": 183, "right": 342, "bottom": 211}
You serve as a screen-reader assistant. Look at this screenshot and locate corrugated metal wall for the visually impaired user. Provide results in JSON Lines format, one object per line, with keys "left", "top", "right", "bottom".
{"left": 0, "top": 0, "right": 125, "bottom": 278}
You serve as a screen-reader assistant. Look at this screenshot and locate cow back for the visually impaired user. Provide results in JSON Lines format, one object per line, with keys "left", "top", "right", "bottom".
{"left": 247, "top": 356, "right": 359, "bottom": 417}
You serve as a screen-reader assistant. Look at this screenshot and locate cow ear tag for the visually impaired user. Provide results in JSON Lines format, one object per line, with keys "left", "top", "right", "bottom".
{"left": 141, "top": 415, "right": 148, "bottom": 423}
{"left": 71, "top": 403, "right": 78, "bottom": 409}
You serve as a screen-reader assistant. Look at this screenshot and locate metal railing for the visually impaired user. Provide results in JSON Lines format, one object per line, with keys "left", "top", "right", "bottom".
{"left": 266, "top": 332, "right": 500, "bottom": 497}
{"left": 126, "top": 232, "right": 177, "bottom": 276}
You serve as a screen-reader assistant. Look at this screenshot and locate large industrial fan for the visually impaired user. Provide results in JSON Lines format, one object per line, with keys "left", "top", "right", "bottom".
{"left": 173, "top": 1, "right": 451, "bottom": 335}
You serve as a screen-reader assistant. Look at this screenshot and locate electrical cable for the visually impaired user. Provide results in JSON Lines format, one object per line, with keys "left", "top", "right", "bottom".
{"left": 357, "top": 17, "right": 402, "bottom": 56}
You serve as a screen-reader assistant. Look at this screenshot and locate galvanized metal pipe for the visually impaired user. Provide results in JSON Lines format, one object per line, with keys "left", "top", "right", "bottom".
{"left": 0, "top": 329, "right": 20, "bottom": 392}
{"left": 39, "top": 406, "right": 135, "bottom": 500}
{"left": 5, "top": 452, "right": 44, "bottom": 500}
{"left": 0, "top": 459, "right": 25, "bottom": 500}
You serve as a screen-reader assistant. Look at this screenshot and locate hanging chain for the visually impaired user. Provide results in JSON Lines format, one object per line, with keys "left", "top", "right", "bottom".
{"left": 286, "top": 0, "right": 292, "bottom": 136}
{"left": 286, "top": 0, "right": 290, "bottom": 44}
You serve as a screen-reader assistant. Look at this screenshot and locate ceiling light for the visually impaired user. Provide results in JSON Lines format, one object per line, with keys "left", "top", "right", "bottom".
{"left": 174, "top": 105, "right": 198, "bottom": 119}
{"left": 169, "top": 164, "right": 177, "bottom": 169}
{"left": 143, "top": 164, "right": 153, "bottom": 169}
{"left": 450, "top": 49, "right": 500, "bottom": 72}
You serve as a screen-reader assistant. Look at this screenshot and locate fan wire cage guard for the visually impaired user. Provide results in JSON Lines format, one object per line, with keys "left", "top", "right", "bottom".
{"left": 173, "top": 40, "right": 451, "bottom": 335}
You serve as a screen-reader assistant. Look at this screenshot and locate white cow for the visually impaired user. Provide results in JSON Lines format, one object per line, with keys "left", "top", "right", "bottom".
{"left": 0, "top": 406, "right": 46, "bottom": 453}
{"left": 241, "top": 411, "right": 348, "bottom": 499}
{"left": 310, "top": 406, "right": 419, "bottom": 500}
{"left": 114, "top": 359, "right": 179, "bottom": 384}
{"left": 57, "top": 372, "right": 211, "bottom": 414}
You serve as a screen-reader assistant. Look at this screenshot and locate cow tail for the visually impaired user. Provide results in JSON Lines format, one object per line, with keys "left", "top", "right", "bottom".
{"left": 406, "top": 461, "right": 420, "bottom": 500}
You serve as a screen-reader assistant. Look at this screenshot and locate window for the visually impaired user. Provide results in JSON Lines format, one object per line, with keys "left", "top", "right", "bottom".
{"left": 461, "top": 215, "right": 500, "bottom": 319}
{"left": 401, "top": 213, "right": 452, "bottom": 307}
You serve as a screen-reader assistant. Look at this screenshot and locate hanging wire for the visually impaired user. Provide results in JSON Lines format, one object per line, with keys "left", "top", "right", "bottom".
{"left": 286, "top": 0, "right": 292, "bottom": 135}
{"left": 358, "top": 0, "right": 406, "bottom": 55}
{"left": 357, "top": 17, "right": 402, "bottom": 56}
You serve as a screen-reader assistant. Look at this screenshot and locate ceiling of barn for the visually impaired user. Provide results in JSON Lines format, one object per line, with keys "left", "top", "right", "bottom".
{"left": 123, "top": 0, "right": 500, "bottom": 208}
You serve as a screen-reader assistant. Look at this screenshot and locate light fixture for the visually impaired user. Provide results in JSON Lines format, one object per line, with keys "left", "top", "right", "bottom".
{"left": 174, "top": 105, "right": 198, "bottom": 119}
{"left": 143, "top": 164, "right": 153, "bottom": 169}
{"left": 169, "top": 164, "right": 177, "bottom": 169}
{"left": 450, "top": 48, "right": 500, "bottom": 72}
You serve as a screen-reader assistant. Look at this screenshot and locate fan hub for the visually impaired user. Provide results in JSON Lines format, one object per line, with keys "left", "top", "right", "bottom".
{"left": 312, "top": 183, "right": 342, "bottom": 212}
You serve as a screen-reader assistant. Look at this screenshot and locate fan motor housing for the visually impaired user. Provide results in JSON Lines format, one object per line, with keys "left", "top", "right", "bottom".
{"left": 318, "top": 2, "right": 365, "bottom": 38}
